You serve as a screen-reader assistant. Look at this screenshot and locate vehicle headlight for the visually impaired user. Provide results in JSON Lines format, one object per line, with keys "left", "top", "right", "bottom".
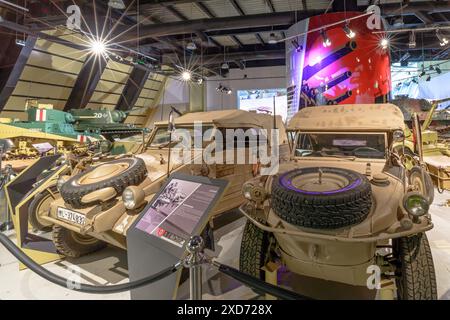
{"left": 242, "top": 182, "right": 267, "bottom": 203}
{"left": 242, "top": 183, "right": 254, "bottom": 200}
{"left": 403, "top": 192, "right": 429, "bottom": 218}
{"left": 57, "top": 176, "right": 69, "bottom": 191}
{"left": 122, "top": 186, "right": 145, "bottom": 210}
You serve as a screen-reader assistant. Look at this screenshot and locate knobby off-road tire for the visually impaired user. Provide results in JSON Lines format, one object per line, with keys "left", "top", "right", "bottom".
{"left": 239, "top": 220, "right": 271, "bottom": 280}
{"left": 60, "top": 157, "right": 147, "bottom": 208}
{"left": 272, "top": 167, "right": 372, "bottom": 229}
{"left": 409, "top": 166, "right": 435, "bottom": 204}
{"left": 52, "top": 225, "right": 106, "bottom": 258}
{"left": 393, "top": 233, "right": 437, "bottom": 300}
{"left": 28, "top": 187, "right": 58, "bottom": 232}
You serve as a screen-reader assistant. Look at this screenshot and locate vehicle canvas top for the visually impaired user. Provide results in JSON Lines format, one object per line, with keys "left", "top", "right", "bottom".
{"left": 154, "top": 109, "right": 284, "bottom": 129}
{"left": 288, "top": 103, "right": 405, "bottom": 132}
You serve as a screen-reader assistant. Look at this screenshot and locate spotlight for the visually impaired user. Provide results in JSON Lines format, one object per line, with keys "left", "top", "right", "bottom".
{"left": 419, "top": 65, "right": 426, "bottom": 77}
{"left": 268, "top": 33, "right": 277, "bottom": 44}
{"left": 436, "top": 66, "right": 442, "bottom": 74}
{"left": 181, "top": 70, "right": 192, "bottom": 81}
{"left": 221, "top": 62, "right": 229, "bottom": 70}
{"left": 186, "top": 41, "right": 197, "bottom": 50}
{"left": 426, "top": 75, "right": 431, "bottom": 81}
{"left": 226, "top": 88, "right": 233, "bottom": 95}
{"left": 429, "top": 65, "right": 435, "bottom": 71}
{"left": 408, "top": 31, "right": 416, "bottom": 49}
{"left": 91, "top": 40, "right": 106, "bottom": 55}
{"left": 320, "top": 29, "right": 331, "bottom": 47}
{"left": 197, "top": 77, "right": 204, "bottom": 85}
{"left": 15, "top": 39, "right": 25, "bottom": 46}
{"left": 412, "top": 78, "right": 418, "bottom": 84}
{"left": 216, "top": 84, "right": 223, "bottom": 92}
{"left": 343, "top": 22, "right": 355, "bottom": 39}
{"left": 291, "top": 39, "right": 303, "bottom": 52}
{"left": 380, "top": 38, "right": 389, "bottom": 50}
{"left": 108, "top": 0, "right": 126, "bottom": 9}
{"left": 436, "top": 29, "right": 448, "bottom": 46}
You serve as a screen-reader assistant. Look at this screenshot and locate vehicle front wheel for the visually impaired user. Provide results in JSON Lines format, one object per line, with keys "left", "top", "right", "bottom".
{"left": 393, "top": 233, "right": 437, "bottom": 300}
{"left": 239, "top": 220, "right": 272, "bottom": 280}
{"left": 28, "top": 188, "right": 57, "bottom": 232}
{"left": 52, "top": 225, "right": 106, "bottom": 258}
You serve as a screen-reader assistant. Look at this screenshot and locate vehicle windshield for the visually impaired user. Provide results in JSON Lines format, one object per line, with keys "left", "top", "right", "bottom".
{"left": 295, "top": 133, "right": 386, "bottom": 159}
{"left": 148, "top": 126, "right": 214, "bottom": 148}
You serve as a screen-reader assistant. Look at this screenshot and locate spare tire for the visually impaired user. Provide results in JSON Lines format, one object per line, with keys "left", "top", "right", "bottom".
{"left": 272, "top": 167, "right": 372, "bottom": 229}
{"left": 409, "top": 166, "right": 434, "bottom": 204}
{"left": 60, "top": 157, "right": 147, "bottom": 208}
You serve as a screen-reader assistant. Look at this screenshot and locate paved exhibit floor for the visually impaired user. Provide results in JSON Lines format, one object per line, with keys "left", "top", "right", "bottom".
{"left": 0, "top": 190, "right": 449, "bottom": 300}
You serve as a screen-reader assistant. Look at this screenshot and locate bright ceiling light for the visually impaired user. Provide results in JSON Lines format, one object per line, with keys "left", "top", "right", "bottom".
{"left": 343, "top": 22, "right": 355, "bottom": 39}
{"left": 320, "top": 29, "right": 331, "bottom": 47}
{"left": 91, "top": 40, "right": 106, "bottom": 55}
{"left": 108, "top": 0, "right": 125, "bottom": 10}
{"left": 380, "top": 38, "right": 389, "bottom": 50}
{"left": 436, "top": 29, "right": 448, "bottom": 46}
{"left": 181, "top": 70, "right": 192, "bottom": 81}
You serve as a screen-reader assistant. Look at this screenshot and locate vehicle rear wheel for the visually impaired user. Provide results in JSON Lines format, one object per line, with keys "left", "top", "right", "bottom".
{"left": 393, "top": 233, "right": 437, "bottom": 300}
{"left": 272, "top": 167, "right": 372, "bottom": 229}
{"left": 52, "top": 225, "right": 106, "bottom": 258}
{"left": 409, "top": 167, "right": 434, "bottom": 204}
{"left": 239, "top": 220, "right": 271, "bottom": 280}
{"left": 28, "top": 188, "right": 57, "bottom": 232}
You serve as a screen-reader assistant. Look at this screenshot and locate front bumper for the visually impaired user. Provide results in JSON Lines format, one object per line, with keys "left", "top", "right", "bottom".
{"left": 239, "top": 204, "right": 433, "bottom": 243}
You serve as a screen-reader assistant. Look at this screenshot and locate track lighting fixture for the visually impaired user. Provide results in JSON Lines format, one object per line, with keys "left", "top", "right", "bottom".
{"left": 408, "top": 31, "right": 416, "bottom": 49}
{"left": 436, "top": 29, "right": 448, "bottom": 46}
{"left": 268, "top": 33, "right": 277, "bottom": 44}
{"left": 216, "top": 84, "right": 232, "bottom": 95}
{"left": 291, "top": 39, "right": 303, "bottom": 52}
{"left": 320, "top": 29, "right": 331, "bottom": 47}
{"left": 342, "top": 22, "right": 355, "bottom": 39}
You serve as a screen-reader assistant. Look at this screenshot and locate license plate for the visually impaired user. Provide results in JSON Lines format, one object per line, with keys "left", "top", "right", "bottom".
{"left": 57, "top": 207, "right": 86, "bottom": 225}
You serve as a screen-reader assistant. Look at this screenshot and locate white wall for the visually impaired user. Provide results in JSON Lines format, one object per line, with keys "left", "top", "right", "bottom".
{"left": 147, "top": 78, "right": 189, "bottom": 126}
{"left": 205, "top": 66, "right": 286, "bottom": 111}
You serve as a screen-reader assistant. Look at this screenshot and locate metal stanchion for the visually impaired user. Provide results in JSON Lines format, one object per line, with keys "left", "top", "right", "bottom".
{"left": 185, "top": 236, "right": 205, "bottom": 300}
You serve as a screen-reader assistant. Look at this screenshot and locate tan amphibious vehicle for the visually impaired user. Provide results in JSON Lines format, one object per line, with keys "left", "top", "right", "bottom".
{"left": 239, "top": 104, "right": 437, "bottom": 300}
{"left": 36, "top": 110, "right": 288, "bottom": 257}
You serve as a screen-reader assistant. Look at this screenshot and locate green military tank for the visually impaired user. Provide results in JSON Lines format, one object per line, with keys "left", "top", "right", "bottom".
{"left": 68, "top": 108, "right": 147, "bottom": 141}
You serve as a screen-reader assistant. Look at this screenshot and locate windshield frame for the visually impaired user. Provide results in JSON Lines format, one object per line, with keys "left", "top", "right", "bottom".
{"left": 292, "top": 131, "right": 389, "bottom": 161}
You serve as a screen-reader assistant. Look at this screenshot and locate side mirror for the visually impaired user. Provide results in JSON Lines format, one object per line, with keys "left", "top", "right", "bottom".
{"left": 0, "top": 139, "right": 14, "bottom": 153}
{"left": 393, "top": 130, "right": 405, "bottom": 142}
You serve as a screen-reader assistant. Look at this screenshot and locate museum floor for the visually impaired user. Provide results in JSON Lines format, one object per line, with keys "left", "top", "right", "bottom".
{"left": 0, "top": 190, "right": 449, "bottom": 300}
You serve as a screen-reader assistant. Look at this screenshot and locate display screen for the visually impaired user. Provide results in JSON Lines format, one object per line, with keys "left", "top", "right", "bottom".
{"left": 135, "top": 179, "right": 220, "bottom": 247}
{"left": 237, "top": 88, "right": 288, "bottom": 122}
